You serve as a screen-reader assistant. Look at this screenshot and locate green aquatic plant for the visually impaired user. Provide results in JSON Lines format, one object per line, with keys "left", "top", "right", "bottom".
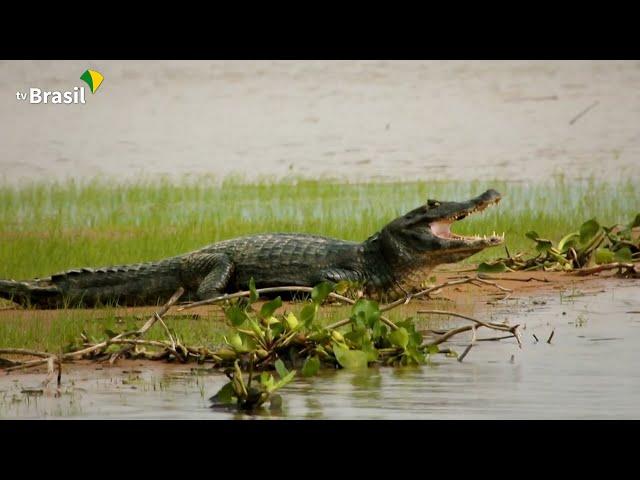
{"left": 478, "top": 213, "right": 640, "bottom": 276}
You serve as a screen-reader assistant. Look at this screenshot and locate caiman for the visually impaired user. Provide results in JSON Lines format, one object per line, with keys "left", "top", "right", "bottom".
{"left": 0, "top": 189, "right": 504, "bottom": 308}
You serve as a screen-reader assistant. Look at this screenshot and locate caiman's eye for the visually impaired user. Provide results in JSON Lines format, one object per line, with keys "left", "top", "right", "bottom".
{"left": 427, "top": 200, "right": 440, "bottom": 208}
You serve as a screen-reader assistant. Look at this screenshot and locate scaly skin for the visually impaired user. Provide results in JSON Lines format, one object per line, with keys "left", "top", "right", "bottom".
{"left": 0, "top": 190, "right": 504, "bottom": 308}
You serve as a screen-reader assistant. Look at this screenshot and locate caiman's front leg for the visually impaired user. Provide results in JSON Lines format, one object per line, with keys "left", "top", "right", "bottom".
{"left": 314, "top": 268, "right": 364, "bottom": 285}
{"left": 181, "top": 253, "right": 235, "bottom": 300}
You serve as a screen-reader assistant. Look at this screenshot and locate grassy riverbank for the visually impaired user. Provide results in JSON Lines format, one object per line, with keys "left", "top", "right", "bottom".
{"left": 0, "top": 176, "right": 638, "bottom": 353}
{"left": 1, "top": 176, "right": 638, "bottom": 279}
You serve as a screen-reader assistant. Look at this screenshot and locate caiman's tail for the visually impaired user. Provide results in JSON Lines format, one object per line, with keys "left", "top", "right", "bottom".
{"left": 0, "top": 259, "right": 185, "bottom": 309}
{"left": 0, "top": 279, "right": 61, "bottom": 308}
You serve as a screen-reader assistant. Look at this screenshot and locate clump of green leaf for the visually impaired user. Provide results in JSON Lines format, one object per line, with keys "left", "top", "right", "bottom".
{"left": 210, "top": 359, "right": 295, "bottom": 411}
{"left": 206, "top": 279, "right": 457, "bottom": 411}
{"left": 479, "top": 213, "right": 640, "bottom": 274}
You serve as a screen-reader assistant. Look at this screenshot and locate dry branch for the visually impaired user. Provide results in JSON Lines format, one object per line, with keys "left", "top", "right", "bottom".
{"left": 573, "top": 262, "right": 638, "bottom": 277}
{"left": 2, "top": 288, "right": 185, "bottom": 373}
{"left": 458, "top": 326, "right": 477, "bottom": 362}
{"left": 380, "top": 275, "right": 512, "bottom": 312}
{"left": 418, "top": 309, "right": 521, "bottom": 349}
{"left": 178, "top": 286, "right": 356, "bottom": 310}
{"left": 108, "top": 288, "right": 185, "bottom": 364}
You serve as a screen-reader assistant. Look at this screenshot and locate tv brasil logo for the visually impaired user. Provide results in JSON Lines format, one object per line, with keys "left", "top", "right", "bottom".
{"left": 16, "top": 69, "right": 104, "bottom": 104}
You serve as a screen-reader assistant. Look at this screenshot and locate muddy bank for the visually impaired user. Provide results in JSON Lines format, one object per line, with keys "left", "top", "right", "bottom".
{"left": 2, "top": 60, "right": 639, "bottom": 184}
{"left": 0, "top": 269, "right": 612, "bottom": 324}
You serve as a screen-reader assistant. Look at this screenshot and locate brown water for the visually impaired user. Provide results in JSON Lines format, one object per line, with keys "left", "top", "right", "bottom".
{"left": 2, "top": 279, "right": 639, "bottom": 419}
{"left": 2, "top": 60, "right": 640, "bottom": 184}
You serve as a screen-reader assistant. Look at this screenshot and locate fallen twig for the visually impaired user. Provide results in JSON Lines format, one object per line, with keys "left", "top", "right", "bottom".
{"left": 547, "top": 329, "right": 555, "bottom": 344}
{"left": 569, "top": 100, "right": 599, "bottom": 125}
{"left": 109, "top": 288, "right": 185, "bottom": 364}
{"left": 178, "top": 286, "right": 356, "bottom": 310}
{"left": 2, "top": 288, "right": 185, "bottom": 373}
{"left": 478, "top": 274, "right": 549, "bottom": 283}
{"left": 418, "top": 309, "right": 520, "bottom": 348}
{"left": 574, "top": 262, "right": 638, "bottom": 277}
{"left": 380, "top": 276, "right": 512, "bottom": 313}
{"left": 458, "top": 326, "right": 477, "bottom": 362}
{"left": 476, "top": 335, "right": 517, "bottom": 342}
{"left": 417, "top": 310, "right": 515, "bottom": 333}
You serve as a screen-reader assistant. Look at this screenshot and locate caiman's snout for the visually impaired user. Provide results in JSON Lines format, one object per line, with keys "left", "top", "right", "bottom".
{"left": 475, "top": 189, "right": 501, "bottom": 206}
{"left": 426, "top": 189, "right": 504, "bottom": 247}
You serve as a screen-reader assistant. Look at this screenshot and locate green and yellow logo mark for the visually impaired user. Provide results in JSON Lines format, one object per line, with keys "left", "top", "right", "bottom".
{"left": 80, "top": 69, "right": 104, "bottom": 94}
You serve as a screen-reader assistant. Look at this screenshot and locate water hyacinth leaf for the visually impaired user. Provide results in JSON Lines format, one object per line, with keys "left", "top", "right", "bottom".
{"left": 333, "top": 343, "right": 368, "bottom": 370}
{"left": 270, "top": 322, "right": 284, "bottom": 338}
{"left": 525, "top": 231, "right": 540, "bottom": 241}
{"left": 595, "top": 248, "right": 615, "bottom": 265}
{"left": 249, "top": 277, "right": 258, "bottom": 303}
{"left": 534, "top": 238, "right": 553, "bottom": 253}
{"left": 210, "top": 382, "right": 235, "bottom": 405}
{"left": 334, "top": 280, "right": 351, "bottom": 295}
{"left": 426, "top": 345, "right": 440, "bottom": 355}
{"left": 371, "top": 321, "right": 385, "bottom": 340}
{"left": 240, "top": 333, "right": 257, "bottom": 351}
{"left": 351, "top": 299, "right": 380, "bottom": 327}
{"left": 477, "top": 261, "right": 507, "bottom": 274}
{"left": 311, "top": 281, "right": 334, "bottom": 304}
{"left": 404, "top": 346, "right": 426, "bottom": 365}
{"left": 579, "top": 219, "right": 600, "bottom": 244}
{"left": 331, "top": 330, "right": 345, "bottom": 343}
{"left": 247, "top": 319, "right": 265, "bottom": 341}
{"left": 301, "top": 356, "right": 321, "bottom": 377}
{"left": 266, "top": 316, "right": 280, "bottom": 325}
{"left": 629, "top": 213, "right": 640, "bottom": 229}
{"left": 274, "top": 359, "right": 289, "bottom": 379}
{"left": 300, "top": 303, "right": 318, "bottom": 327}
{"left": 225, "top": 305, "right": 247, "bottom": 326}
{"left": 614, "top": 247, "right": 633, "bottom": 263}
{"left": 226, "top": 333, "right": 244, "bottom": 351}
{"left": 285, "top": 312, "right": 299, "bottom": 330}
{"left": 259, "top": 296, "right": 282, "bottom": 319}
{"left": 557, "top": 232, "right": 579, "bottom": 252}
{"left": 361, "top": 342, "right": 379, "bottom": 362}
{"left": 389, "top": 327, "right": 409, "bottom": 349}
{"left": 344, "top": 329, "right": 365, "bottom": 346}
{"left": 272, "top": 370, "right": 296, "bottom": 391}
{"left": 103, "top": 329, "right": 119, "bottom": 339}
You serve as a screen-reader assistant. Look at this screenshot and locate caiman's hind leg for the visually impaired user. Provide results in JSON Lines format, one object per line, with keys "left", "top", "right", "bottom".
{"left": 181, "top": 253, "right": 235, "bottom": 300}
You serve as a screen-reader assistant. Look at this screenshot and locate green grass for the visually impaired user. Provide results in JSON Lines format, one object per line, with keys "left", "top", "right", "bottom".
{"left": 0, "top": 176, "right": 637, "bottom": 353}
{"left": 0, "top": 302, "right": 440, "bottom": 353}
{"left": 1, "top": 175, "right": 638, "bottom": 279}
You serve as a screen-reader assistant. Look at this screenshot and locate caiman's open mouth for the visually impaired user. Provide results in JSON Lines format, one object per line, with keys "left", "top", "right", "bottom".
{"left": 429, "top": 194, "right": 504, "bottom": 245}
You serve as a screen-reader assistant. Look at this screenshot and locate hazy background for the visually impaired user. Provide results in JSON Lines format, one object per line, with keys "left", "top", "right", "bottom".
{"left": 1, "top": 60, "right": 639, "bottom": 184}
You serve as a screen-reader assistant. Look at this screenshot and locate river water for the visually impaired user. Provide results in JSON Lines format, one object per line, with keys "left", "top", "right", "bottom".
{"left": 2, "top": 279, "right": 639, "bottom": 419}
{"left": 2, "top": 60, "right": 640, "bottom": 184}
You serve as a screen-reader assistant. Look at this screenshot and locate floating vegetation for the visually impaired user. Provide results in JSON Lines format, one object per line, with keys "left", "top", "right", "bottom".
{"left": 1, "top": 277, "right": 521, "bottom": 412}
{"left": 478, "top": 214, "right": 640, "bottom": 277}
